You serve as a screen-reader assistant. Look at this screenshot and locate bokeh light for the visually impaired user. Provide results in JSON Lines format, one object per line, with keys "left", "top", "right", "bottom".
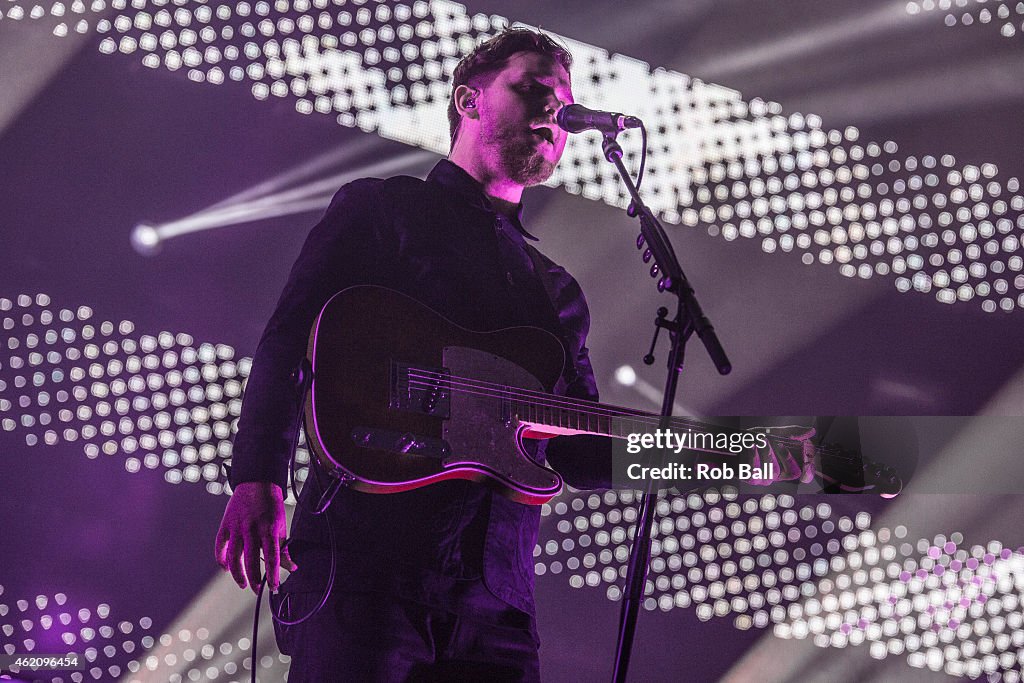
{"left": 4, "top": 0, "right": 1020, "bottom": 309}
{"left": 539, "top": 487, "right": 1024, "bottom": 679}
{"left": 0, "top": 292, "right": 313, "bottom": 503}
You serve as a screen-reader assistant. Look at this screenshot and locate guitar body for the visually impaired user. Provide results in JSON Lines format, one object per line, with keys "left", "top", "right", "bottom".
{"left": 301, "top": 287, "right": 904, "bottom": 504}
{"left": 304, "top": 286, "right": 568, "bottom": 504}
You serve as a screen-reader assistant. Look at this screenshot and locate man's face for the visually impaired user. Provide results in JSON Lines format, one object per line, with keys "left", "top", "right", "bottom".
{"left": 472, "top": 51, "right": 574, "bottom": 187}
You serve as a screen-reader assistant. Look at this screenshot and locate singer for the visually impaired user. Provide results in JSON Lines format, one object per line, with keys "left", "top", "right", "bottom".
{"left": 214, "top": 27, "right": 807, "bottom": 681}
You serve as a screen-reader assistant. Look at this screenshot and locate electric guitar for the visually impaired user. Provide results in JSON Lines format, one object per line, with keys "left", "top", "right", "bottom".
{"left": 302, "top": 286, "right": 902, "bottom": 504}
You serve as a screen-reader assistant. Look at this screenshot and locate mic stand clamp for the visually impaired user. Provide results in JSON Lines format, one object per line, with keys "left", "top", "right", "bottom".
{"left": 601, "top": 132, "right": 731, "bottom": 683}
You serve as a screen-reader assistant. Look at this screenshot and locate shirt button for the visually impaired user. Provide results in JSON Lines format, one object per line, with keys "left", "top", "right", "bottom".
{"left": 506, "top": 271, "right": 514, "bottom": 285}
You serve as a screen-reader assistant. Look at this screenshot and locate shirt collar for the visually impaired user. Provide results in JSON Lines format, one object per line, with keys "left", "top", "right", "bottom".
{"left": 426, "top": 159, "right": 540, "bottom": 241}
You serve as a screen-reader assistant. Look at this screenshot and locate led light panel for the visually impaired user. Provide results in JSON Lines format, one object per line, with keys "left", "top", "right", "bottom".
{"left": 3, "top": 0, "right": 1021, "bottom": 310}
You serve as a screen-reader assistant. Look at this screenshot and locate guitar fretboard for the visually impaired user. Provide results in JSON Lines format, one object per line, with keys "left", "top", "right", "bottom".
{"left": 514, "top": 395, "right": 739, "bottom": 441}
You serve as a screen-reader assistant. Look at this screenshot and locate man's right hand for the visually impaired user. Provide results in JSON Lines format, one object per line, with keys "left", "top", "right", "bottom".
{"left": 214, "top": 481, "right": 298, "bottom": 594}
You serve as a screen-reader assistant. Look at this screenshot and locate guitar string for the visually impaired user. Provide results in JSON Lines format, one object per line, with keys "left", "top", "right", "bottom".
{"left": 405, "top": 378, "right": 858, "bottom": 466}
{"left": 406, "top": 369, "right": 697, "bottom": 424}
{"left": 406, "top": 368, "right": 650, "bottom": 418}
{"left": 403, "top": 375, "right": 858, "bottom": 463}
{"left": 405, "top": 370, "right": 847, "bottom": 456}
{"left": 406, "top": 371, "right": 712, "bottom": 431}
{"left": 406, "top": 369, "right": 823, "bottom": 443}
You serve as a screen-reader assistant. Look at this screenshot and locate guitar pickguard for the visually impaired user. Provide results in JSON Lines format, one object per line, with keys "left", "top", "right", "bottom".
{"left": 441, "top": 346, "right": 560, "bottom": 492}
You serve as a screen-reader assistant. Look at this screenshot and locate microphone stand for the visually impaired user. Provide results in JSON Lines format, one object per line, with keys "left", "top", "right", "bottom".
{"left": 600, "top": 131, "right": 731, "bottom": 683}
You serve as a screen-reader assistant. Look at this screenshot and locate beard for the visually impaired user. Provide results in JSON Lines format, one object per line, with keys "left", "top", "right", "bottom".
{"left": 481, "top": 119, "right": 557, "bottom": 186}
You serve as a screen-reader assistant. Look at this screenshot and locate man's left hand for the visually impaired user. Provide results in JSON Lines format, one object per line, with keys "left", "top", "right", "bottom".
{"left": 746, "top": 426, "right": 816, "bottom": 486}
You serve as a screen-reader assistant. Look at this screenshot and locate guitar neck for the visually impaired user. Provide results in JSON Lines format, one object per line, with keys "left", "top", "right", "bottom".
{"left": 512, "top": 391, "right": 894, "bottom": 493}
{"left": 405, "top": 359, "right": 828, "bottom": 458}
{"left": 516, "top": 398, "right": 684, "bottom": 438}
{"left": 516, "top": 393, "right": 756, "bottom": 448}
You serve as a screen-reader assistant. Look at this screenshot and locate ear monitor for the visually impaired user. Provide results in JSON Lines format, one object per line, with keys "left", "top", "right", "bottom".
{"left": 465, "top": 100, "right": 476, "bottom": 109}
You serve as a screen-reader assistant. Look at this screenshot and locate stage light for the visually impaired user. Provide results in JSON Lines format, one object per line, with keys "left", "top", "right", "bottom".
{"left": 538, "top": 477, "right": 1024, "bottom": 674}
{"left": 23, "top": 0, "right": 1000, "bottom": 309}
{"left": 614, "top": 365, "right": 636, "bottom": 387}
{"left": 130, "top": 224, "right": 162, "bottom": 255}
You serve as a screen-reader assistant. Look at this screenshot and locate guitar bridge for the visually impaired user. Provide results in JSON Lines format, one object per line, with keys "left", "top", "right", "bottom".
{"left": 389, "top": 361, "right": 451, "bottom": 418}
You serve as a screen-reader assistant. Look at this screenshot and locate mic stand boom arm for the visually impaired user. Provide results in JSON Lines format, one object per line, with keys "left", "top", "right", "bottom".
{"left": 599, "top": 132, "right": 731, "bottom": 683}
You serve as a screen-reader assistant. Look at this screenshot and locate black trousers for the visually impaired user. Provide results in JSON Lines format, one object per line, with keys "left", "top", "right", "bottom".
{"left": 272, "top": 549, "right": 541, "bottom": 683}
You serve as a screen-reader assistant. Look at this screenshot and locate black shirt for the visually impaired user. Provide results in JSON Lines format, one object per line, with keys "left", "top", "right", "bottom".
{"left": 230, "top": 158, "right": 611, "bottom": 617}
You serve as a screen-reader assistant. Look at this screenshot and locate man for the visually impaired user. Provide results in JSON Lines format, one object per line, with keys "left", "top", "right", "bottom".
{"left": 215, "top": 28, "right": 613, "bottom": 681}
{"left": 213, "top": 26, "right": 821, "bottom": 681}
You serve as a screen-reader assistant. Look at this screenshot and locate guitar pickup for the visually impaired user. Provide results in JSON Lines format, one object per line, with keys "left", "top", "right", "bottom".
{"left": 351, "top": 427, "right": 450, "bottom": 459}
{"left": 389, "top": 361, "right": 451, "bottom": 418}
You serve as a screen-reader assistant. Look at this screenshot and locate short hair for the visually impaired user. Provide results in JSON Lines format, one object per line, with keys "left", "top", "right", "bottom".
{"left": 447, "top": 27, "right": 573, "bottom": 145}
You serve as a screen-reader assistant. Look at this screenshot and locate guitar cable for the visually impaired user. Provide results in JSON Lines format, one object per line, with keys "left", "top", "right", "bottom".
{"left": 246, "top": 358, "right": 344, "bottom": 683}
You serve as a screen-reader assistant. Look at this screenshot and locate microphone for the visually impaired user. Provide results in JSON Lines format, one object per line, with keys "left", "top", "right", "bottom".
{"left": 556, "top": 104, "right": 642, "bottom": 134}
